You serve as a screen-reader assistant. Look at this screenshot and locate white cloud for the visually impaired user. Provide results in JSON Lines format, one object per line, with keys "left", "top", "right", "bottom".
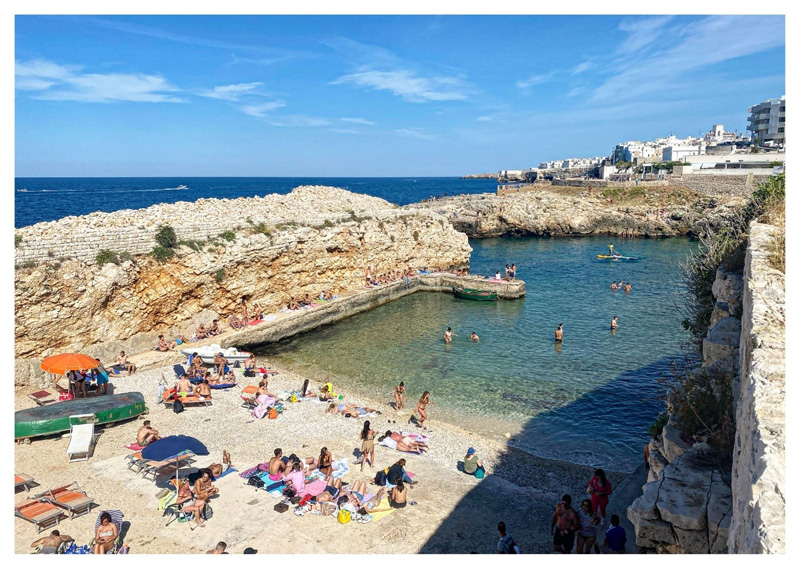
{"left": 515, "top": 71, "right": 556, "bottom": 93}
{"left": 340, "top": 117, "right": 375, "bottom": 125}
{"left": 332, "top": 68, "right": 470, "bottom": 103}
{"left": 396, "top": 128, "right": 435, "bottom": 140}
{"left": 330, "top": 128, "right": 359, "bottom": 135}
{"left": 476, "top": 115, "right": 494, "bottom": 122}
{"left": 593, "top": 15, "right": 785, "bottom": 103}
{"left": 572, "top": 61, "right": 593, "bottom": 75}
{"left": 15, "top": 58, "right": 183, "bottom": 103}
{"left": 567, "top": 87, "right": 584, "bottom": 98}
{"left": 267, "top": 115, "right": 331, "bottom": 127}
{"left": 239, "top": 100, "right": 287, "bottom": 118}
{"left": 198, "top": 82, "right": 264, "bottom": 101}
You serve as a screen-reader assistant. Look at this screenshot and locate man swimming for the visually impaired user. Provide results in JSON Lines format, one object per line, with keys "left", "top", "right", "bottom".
{"left": 470, "top": 331, "right": 480, "bottom": 341}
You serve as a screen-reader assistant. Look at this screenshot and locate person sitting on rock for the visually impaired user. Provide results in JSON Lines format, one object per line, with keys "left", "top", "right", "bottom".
{"left": 196, "top": 324, "right": 209, "bottom": 340}
{"left": 207, "top": 319, "right": 222, "bottom": 336}
{"left": 156, "top": 334, "right": 177, "bottom": 351}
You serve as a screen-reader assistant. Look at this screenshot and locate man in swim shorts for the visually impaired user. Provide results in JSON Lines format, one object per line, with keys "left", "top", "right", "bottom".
{"left": 268, "top": 449, "right": 286, "bottom": 482}
{"left": 551, "top": 494, "right": 580, "bottom": 553}
{"left": 555, "top": 323, "right": 563, "bottom": 342}
{"left": 137, "top": 420, "right": 160, "bottom": 446}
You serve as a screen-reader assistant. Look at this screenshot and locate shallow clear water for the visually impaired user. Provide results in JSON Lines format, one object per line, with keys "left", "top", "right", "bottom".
{"left": 257, "top": 236, "right": 696, "bottom": 472}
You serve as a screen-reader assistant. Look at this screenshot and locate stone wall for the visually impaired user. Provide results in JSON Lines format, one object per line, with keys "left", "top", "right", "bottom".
{"left": 550, "top": 179, "right": 669, "bottom": 189}
{"left": 629, "top": 221, "right": 785, "bottom": 554}
{"left": 671, "top": 174, "right": 770, "bottom": 197}
{"left": 14, "top": 186, "right": 473, "bottom": 374}
{"left": 628, "top": 265, "right": 741, "bottom": 554}
{"left": 728, "top": 222, "right": 785, "bottom": 553}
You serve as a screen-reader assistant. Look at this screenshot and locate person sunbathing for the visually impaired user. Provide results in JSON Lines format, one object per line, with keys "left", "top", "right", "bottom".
{"left": 176, "top": 478, "right": 206, "bottom": 528}
{"left": 195, "top": 380, "right": 211, "bottom": 399}
{"left": 156, "top": 334, "right": 177, "bottom": 352}
{"left": 282, "top": 462, "right": 306, "bottom": 493}
{"left": 175, "top": 374, "right": 193, "bottom": 395}
{"left": 137, "top": 420, "right": 161, "bottom": 446}
{"left": 378, "top": 431, "right": 428, "bottom": 453}
{"left": 114, "top": 351, "right": 136, "bottom": 375}
{"left": 251, "top": 304, "right": 262, "bottom": 321}
{"left": 257, "top": 377, "right": 276, "bottom": 397}
{"left": 228, "top": 314, "right": 243, "bottom": 330}
{"left": 389, "top": 480, "right": 408, "bottom": 509}
{"left": 244, "top": 354, "right": 257, "bottom": 371}
{"left": 222, "top": 369, "right": 236, "bottom": 384}
{"left": 268, "top": 448, "right": 287, "bottom": 481}
{"left": 194, "top": 469, "right": 219, "bottom": 500}
{"left": 93, "top": 512, "right": 119, "bottom": 553}
{"left": 213, "top": 352, "right": 228, "bottom": 376}
{"left": 196, "top": 324, "right": 209, "bottom": 340}
{"left": 207, "top": 320, "right": 222, "bottom": 336}
{"left": 319, "top": 384, "right": 334, "bottom": 401}
{"left": 31, "top": 530, "right": 73, "bottom": 553}
{"left": 287, "top": 297, "right": 300, "bottom": 310}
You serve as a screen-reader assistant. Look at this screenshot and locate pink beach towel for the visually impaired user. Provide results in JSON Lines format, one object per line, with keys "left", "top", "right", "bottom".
{"left": 299, "top": 478, "right": 327, "bottom": 499}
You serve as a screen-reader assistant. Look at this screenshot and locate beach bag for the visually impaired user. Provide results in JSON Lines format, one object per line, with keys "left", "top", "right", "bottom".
{"left": 268, "top": 407, "right": 278, "bottom": 420}
{"left": 274, "top": 503, "right": 289, "bottom": 513}
{"left": 290, "top": 495, "right": 301, "bottom": 505}
{"left": 337, "top": 509, "right": 352, "bottom": 524}
{"left": 248, "top": 476, "right": 265, "bottom": 489}
{"left": 244, "top": 370, "right": 255, "bottom": 377}
{"left": 299, "top": 494, "right": 312, "bottom": 507}
{"left": 201, "top": 504, "right": 214, "bottom": 520}
{"left": 282, "top": 487, "right": 296, "bottom": 499}
{"left": 173, "top": 398, "right": 184, "bottom": 414}
{"left": 291, "top": 394, "right": 298, "bottom": 403}
{"left": 374, "top": 470, "right": 387, "bottom": 486}
{"left": 475, "top": 468, "right": 485, "bottom": 479}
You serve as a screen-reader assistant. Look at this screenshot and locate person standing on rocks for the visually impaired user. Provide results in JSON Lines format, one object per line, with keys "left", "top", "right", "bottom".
{"left": 551, "top": 494, "right": 579, "bottom": 554}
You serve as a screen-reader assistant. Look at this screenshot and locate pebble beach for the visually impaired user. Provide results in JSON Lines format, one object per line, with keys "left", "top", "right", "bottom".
{"left": 14, "top": 363, "right": 627, "bottom": 554}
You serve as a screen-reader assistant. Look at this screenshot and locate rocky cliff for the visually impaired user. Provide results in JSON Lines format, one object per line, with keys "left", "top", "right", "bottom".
{"left": 405, "top": 188, "right": 746, "bottom": 238}
{"left": 14, "top": 186, "right": 471, "bottom": 382}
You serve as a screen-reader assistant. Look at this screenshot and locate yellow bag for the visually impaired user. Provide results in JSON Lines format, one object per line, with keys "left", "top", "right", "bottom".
{"left": 337, "top": 509, "right": 351, "bottom": 524}
{"left": 291, "top": 394, "right": 298, "bottom": 402}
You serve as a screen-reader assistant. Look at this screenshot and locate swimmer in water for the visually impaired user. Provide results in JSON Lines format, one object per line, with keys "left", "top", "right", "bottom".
{"left": 611, "top": 316, "right": 619, "bottom": 330}
{"left": 555, "top": 323, "right": 563, "bottom": 342}
{"left": 624, "top": 282, "right": 632, "bottom": 293}
{"left": 610, "top": 281, "right": 617, "bottom": 290}
{"left": 444, "top": 327, "right": 453, "bottom": 343}
{"left": 470, "top": 331, "right": 479, "bottom": 342}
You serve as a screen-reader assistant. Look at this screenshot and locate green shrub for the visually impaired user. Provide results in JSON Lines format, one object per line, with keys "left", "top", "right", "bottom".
{"left": 15, "top": 234, "right": 22, "bottom": 248}
{"left": 96, "top": 249, "right": 120, "bottom": 265}
{"left": 179, "top": 240, "right": 201, "bottom": 252}
{"left": 119, "top": 252, "right": 131, "bottom": 261}
{"left": 252, "top": 223, "right": 271, "bottom": 236}
{"left": 214, "top": 269, "right": 225, "bottom": 282}
{"left": 154, "top": 225, "right": 178, "bottom": 249}
{"left": 220, "top": 230, "right": 236, "bottom": 242}
{"left": 628, "top": 187, "right": 646, "bottom": 198}
{"left": 647, "top": 413, "right": 669, "bottom": 438}
{"left": 151, "top": 245, "right": 175, "bottom": 261}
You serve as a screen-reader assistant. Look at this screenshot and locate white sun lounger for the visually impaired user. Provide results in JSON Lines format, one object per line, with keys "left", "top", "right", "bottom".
{"left": 66, "top": 415, "right": 100, "bottom": 463}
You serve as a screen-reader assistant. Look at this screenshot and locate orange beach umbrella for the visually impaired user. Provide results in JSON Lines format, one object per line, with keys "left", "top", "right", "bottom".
{"left": 40, "top": 353, "right": 100, "bottom": 375}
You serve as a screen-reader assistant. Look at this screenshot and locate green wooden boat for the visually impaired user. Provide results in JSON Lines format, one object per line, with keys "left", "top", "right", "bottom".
{"left": 452, "top": 286, "right": 498, "bottom": 301}
{"left": 15, "top": 392, "right": 147, "bottom": 440}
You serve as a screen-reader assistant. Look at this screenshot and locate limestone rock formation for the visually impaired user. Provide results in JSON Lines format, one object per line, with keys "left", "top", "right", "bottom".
{"left": 14, "top": 187, "right": 471, "bottom": 384}
{"left": 405, "top": 190, "right": 746, "bottom": 238}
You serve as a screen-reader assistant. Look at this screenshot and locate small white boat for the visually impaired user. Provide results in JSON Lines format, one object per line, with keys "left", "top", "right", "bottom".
{"left": 176, "top": 185, "right": 188, "bottom": 190}
{"left": 17, "top": 188, "right": 28, "bottom": 192}
{"left": 180, "top": 344, "right": 253, "bottom": 365}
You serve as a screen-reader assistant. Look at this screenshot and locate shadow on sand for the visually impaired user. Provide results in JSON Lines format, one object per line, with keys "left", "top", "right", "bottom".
{"left": 418, "top": 355, "right": 686, "bottom": 554}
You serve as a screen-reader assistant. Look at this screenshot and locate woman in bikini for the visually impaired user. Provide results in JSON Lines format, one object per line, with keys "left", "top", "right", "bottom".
{"left": 93, "top": 512, "right": 119, "bottom": 553}
{"left": 318, "top": 447, "right": 333, "bottom": 477}
{"left": 176, "top": 478, "right": 207, "bottom": 528}
{"left": 360, "top": 421, "right": 376, "bottom": 471}
{"left": 389, "top": 480, "right": 407, "bottom": 509}
{"left": 414, "top": 391, "right": 433, "bottom": 429}
{"left": 394, "top": 381, "right": 406, "bottom": 411}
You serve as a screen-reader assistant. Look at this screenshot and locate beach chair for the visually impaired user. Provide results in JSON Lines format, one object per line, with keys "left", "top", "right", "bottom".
{"left": 27, "top": 389, "right": 56, "bottom": 406}
{"left": 141, "top": 454, "right": 196, "bottom": 482}
{"left": 15, "top": 498, "right": 66, "bottom": 533}
{"left": 88, "top": 509, "right": 124, "bottom": 554}
{"left": 173, "top": 364, "right": 188, "bottom": 379}
{"left": 37, "top": 481, "right": 97, "bottom": 519}
{"left": 66, "top": 414, "right": 101, "bottom": 462}
{"left": 162, "top": 389, "right": 212, "bottom": 408}
{"left": 16, "top": 473, "right": 36, "bottom": 492}
{"left": 240, "top": 385, "right": 259, "bottom": 409}
{"left": 125, "top": 451, "right": 148, "bottom": 473}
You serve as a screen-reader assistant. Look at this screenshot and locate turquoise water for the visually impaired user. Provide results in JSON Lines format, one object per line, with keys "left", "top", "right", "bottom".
{"left": 257, "top": 236, "right": 696, "bottom": 471}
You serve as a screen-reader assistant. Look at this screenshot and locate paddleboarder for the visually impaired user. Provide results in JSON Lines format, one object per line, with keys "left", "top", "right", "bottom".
{"left": 608, "top": 243, "right": 614, "bottom": 256}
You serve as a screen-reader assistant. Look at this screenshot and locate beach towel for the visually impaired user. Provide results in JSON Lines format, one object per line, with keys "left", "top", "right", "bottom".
{"left": 298, "top": 478, "right": 327, "bottom": 499}
{"left": 158, "top": 490, "right": 177, "bottom": 511}
{"left": 259, "top": 474, "right": 285, "bottom": 497}
{"left": 240, "top": 463, "right": 269, "bottom": 479}
{"left": 209, "top": 382, "right": 237, "bottom": 390}
{"left": 214, "top": 467, "right": 238, "bottom": 480}
{"left": 248, "top": 319, "right": 263, "bottom": 326}
{"left": 126, "top": 443, "right": 144, "bottom": 451}
{"left": 264, "top": 315, "right": 277, "bottom": 322}
{"left": 367, "top": 498, "right": 396, "bottom": 522}
{"left": 330, "top": 458, "right": 350, "bottom": 480}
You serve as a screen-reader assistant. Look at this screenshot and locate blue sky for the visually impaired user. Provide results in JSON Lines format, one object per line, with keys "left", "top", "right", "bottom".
{"left": 15, "top": 15, "right": 785, "bottom": 176}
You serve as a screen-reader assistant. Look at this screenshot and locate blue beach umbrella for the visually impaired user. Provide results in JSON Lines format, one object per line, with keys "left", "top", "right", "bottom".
{"left": 141, "top": 435, "right": 209, "bottom": 461}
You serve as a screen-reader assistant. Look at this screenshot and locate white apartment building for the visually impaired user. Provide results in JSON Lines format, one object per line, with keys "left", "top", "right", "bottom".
{"left": 747, "top": 95, "right": 785, "bottom": 145}
{"left": 663, "top": 145, "right": 702, "bottom": 162}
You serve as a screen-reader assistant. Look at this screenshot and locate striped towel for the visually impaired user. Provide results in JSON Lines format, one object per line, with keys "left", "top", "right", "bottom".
{"left": 330, "top": 458, "right": 350, "bottom": 480}
{"left": 158, "top": 490, "right": 177, "bottom": 511}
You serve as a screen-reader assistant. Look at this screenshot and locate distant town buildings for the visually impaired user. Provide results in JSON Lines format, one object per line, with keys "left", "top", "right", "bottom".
{"left": 747, "top": 95, "right": 785, "bottom": 146}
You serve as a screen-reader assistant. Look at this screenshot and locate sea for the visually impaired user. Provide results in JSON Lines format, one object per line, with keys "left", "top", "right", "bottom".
{"left": 13, "top": 177, "right": 497, "bottom": 228}
{"left": 15, "top": 177, "right": 694, "bottom": 472}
